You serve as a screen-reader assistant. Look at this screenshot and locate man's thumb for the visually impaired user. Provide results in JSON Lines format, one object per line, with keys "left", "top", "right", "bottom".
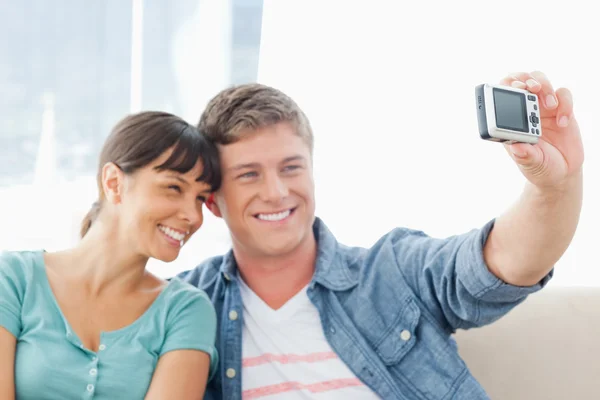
{"left": 509, "top": 143, "right": 543, "bottom": 170}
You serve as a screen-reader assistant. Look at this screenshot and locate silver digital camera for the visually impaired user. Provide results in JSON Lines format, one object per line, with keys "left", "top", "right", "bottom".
{"left": 476, "top": 83, "right": 541, "bottom": 144}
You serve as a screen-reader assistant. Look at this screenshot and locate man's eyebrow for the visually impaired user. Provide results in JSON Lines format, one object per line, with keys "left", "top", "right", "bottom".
{"left": 227, "top": 162, "right": 261, "bottom": 172}
{"left": 282, "top": 155, "right": 306, "bottom": 163}
{"left": 227, "top": 155, "right": 306, "bottom": 172}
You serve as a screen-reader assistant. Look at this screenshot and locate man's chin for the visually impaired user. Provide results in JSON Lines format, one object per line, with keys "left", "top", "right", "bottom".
{"left": 257, "top": 239, "right": 303, "bottom": 258}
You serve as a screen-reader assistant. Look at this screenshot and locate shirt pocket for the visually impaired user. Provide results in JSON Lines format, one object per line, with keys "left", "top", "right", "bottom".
{"left": 372, "top": 296, "right": 420, "bottom": 364}
{"left": 373, "top": 297, "right": 468, "bottom": 400}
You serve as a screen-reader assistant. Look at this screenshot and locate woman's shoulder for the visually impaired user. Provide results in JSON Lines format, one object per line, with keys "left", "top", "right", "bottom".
{"left": 0, "top": 251, "right": 44, "bottom": 338}
{"left": 157, "top": 277, "right": 215, "bottom": 320}
{"left": 0, "top": 250, "right": 42, "bottom": 282}
{"left": 162, "top": 277, "right": 213, "bottom": 307}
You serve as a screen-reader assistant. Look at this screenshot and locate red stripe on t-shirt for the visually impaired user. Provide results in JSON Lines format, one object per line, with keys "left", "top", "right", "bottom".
{"left": 243, "top": 378, "right": 365, "bottom": 399}
{"left": 242, "top": 351, "right": 339, "bottom": 367}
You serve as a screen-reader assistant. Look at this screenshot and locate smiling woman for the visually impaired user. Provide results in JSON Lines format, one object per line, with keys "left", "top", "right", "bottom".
{"left": 0, "top": 111, "right": 222, "bottom": 400}
{"left": 81, "top": 111, "right": 221, "bottom": 240}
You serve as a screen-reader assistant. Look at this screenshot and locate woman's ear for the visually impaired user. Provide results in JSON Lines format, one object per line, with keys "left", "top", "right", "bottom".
{"left": 101, "top": 162, "right": 124, "bottom": 204}
{"left": 205, "top": 193, "right": 222, "bottom": 218}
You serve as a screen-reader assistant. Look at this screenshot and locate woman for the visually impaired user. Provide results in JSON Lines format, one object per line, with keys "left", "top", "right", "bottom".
{"left": 0, "top": 111, "right": 221, "bottom": 399}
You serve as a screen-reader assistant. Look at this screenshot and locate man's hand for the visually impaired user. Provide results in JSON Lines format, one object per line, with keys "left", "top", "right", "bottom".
{"left": 500, "top": 71, "right": 584, "bottom": 191}
{"left": 483, "top": 71, "right": 584, "bottom": 286}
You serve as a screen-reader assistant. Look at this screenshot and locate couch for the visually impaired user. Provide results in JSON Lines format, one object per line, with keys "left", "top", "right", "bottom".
{"left": 454, "top": 286, "right": 600, "bottom": 399}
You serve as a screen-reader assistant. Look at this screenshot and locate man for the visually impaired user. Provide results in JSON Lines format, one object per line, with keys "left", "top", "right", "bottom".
{"left": 180, "top": 71, "right": 584, "bottom": 399}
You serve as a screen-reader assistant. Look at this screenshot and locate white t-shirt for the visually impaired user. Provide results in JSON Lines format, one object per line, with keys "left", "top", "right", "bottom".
{"left": 239, "top": 278, "right": 381, "bottom": 399}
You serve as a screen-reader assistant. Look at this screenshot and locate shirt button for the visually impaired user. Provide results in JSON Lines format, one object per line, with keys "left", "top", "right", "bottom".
{"left": 228, "top": 310, "right": 238, "bottom": 321}
{"left": 226, "top": 368, "right": 236, "bottom": 378}
{"left": 400, "top": 330, "right": 412, "bottom": 341}
{"left": 91, "top": 356, "right": 97, "bottom": 361}
{"left": 98, "top": 344, "right": 106, "bottom": 351}
{"left": 223, "top": 273, "right": 231, "bottom": 281}
{"left": 87, "top": 384, "right": 94, "bottom": 392}
{"left": 89, "top": 368, "right": 97, "bottom": 376}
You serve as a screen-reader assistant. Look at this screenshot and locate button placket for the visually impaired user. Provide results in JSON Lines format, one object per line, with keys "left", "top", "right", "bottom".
{"left": 65, "top": 331, "right": 78, "bottom": 347}
{"left": 84, "top": 335, "right": 104, "bottom": 395}
{"left": 86, "top": 359, "right": 99, "bottom": 396}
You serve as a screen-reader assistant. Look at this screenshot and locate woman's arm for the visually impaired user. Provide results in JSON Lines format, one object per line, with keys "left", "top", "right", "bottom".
{"left": 145, "top": 350, "right": 210, "bottom": 400}
{"left": 0, "top": 327, "right": 16, "bottom": 400}
{"left": 0, "top": 252, "right": 26, "bottom": 400}
{"left": 144, "top": 283, "right": 217, "bottom": 399}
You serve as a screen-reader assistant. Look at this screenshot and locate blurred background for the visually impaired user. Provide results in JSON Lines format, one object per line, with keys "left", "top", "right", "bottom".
{"left": 1, "top": 0, "right": 598, "bottom": 285}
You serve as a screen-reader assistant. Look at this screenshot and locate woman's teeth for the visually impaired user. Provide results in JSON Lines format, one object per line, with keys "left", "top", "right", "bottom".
{"left": 158, "top": 225, "right": 186, "bottom": 241}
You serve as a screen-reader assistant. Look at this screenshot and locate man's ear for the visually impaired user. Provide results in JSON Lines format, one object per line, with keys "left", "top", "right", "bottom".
{"left": 101, "top": 162, "right": 124, "bottom": 204}
{"left": 205, "top": 193, "right": 223, "bottom": 218}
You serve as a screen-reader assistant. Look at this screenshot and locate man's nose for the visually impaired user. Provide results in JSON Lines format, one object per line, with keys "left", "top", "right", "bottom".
{"left": 260, "top": 172, "right": 288, "bottom": 202}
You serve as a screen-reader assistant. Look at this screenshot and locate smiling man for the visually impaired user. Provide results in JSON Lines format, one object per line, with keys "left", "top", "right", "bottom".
{"left": 180, "top": 72, "right": 584, "bottom": 400}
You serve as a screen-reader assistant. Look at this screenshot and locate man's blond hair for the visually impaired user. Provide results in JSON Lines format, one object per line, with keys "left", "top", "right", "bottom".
{"left": 198, "top": 83, "right": 313, "bottom": 152}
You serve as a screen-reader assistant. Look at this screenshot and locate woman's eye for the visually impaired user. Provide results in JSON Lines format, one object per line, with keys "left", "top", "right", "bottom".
{"left": 168, "top": 185, "right": 182, "bottom": 193}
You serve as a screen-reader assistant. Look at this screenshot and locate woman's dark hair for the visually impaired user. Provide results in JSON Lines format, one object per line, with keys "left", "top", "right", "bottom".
{"left": 80, "top": 111, "right": 221, "bottom": 238}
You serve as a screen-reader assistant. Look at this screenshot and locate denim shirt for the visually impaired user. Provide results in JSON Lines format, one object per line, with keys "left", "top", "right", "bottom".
{"left": 179, "top": 217, "right": 552, "bottom": 399}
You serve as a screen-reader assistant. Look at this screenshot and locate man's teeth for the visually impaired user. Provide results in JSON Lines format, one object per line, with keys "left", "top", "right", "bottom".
{"left": 158, "top": 225, "right": 186, "bottom": 241}
{"left": 257, "top": 210, "right": 291, "bottom": 221}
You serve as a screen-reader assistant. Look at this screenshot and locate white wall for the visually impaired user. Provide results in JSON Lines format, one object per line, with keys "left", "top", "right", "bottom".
{"left": 257, "top": 0, "right": 600, "bottom": 286}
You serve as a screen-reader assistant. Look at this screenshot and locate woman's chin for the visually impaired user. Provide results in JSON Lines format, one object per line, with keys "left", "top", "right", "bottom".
{"left": 151, "top": 248, "right": 181, "bottom": 264}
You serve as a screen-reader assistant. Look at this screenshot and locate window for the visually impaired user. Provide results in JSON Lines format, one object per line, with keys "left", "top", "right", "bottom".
{"left": 0, "top": 0, "right": 264, "bottom": 277}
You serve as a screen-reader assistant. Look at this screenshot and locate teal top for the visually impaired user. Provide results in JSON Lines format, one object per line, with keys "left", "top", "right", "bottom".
{"left": 0, "top": 250, "right": 218, "bottom": 400}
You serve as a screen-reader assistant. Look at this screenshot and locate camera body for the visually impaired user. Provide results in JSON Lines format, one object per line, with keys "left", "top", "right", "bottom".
{"left": 476, "top": 83, "right": 541, "bottom": 144}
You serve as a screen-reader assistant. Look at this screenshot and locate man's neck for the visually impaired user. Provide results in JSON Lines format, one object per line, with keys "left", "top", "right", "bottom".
{"left": 233, "top": 236, "right": 318, "bottom": 310}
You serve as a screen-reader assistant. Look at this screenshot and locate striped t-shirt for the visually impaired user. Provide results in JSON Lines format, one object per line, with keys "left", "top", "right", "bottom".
{"left": 239, "top": 278, "right": 380, "bottom": 399}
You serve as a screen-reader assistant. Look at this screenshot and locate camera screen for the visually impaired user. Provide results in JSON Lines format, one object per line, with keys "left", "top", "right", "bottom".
{"left": 493, "top": 88, "right": 528, "bottom": 132}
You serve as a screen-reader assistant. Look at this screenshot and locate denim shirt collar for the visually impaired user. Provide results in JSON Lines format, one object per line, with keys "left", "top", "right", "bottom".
{"left": 217, "top": 217, "right": 358, "bottom": 291}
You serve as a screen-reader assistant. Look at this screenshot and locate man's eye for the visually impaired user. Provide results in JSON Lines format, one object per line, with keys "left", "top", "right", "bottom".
{"left": 238, "top": 171, "right": 258, "bottom": 179}
{"left": 197, "top": 196, "right": 206, "bottom": 202}
{"left": 283, "top": 165, "right": 301, "bottom": 172}
{"left": 168, "top": 185, "right": 182, "bottom": 193}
